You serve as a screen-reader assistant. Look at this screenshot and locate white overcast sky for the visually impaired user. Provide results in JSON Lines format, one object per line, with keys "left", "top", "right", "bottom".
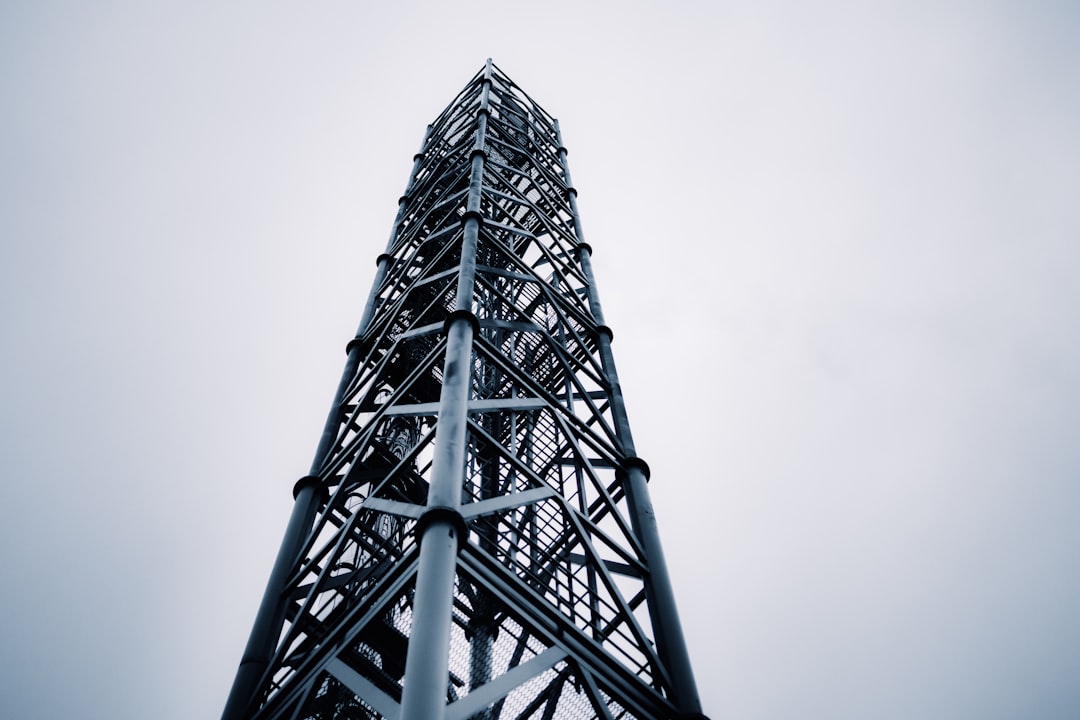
{"left": 2, "top": 2, "right": 1079, "bottom": 719}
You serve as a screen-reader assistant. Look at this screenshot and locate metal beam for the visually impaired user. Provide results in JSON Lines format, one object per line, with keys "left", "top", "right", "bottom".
{"left": 445, "top": 647, "right": 567, "bottom": 720}
{"left": 326, "top": 658, "right": 401, "bottom": 720}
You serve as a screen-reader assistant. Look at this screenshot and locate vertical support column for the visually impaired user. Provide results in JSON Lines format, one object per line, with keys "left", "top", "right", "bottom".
{"left": 222, "top": 128, "right": 432, "bottom": 720}
{"left": 555, "top": 123, "right": 705, "bottom": 717}
{"left": 312, "top": 125, "right": 433, "bottom": 471}
{"left": 399, "top": 59, "right": 492, "bottom": 720}
{"left": 221, "top": 478, "right": 324, "bottom": 720}
{"left": 399, "top": 315, "right": 473, "bottom": 720}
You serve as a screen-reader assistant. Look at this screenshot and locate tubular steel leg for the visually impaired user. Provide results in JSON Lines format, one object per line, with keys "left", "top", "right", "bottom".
{"left": 221, "top": 478, "right": 322, "bottom": 720}
{"left": 556, "top": 122, "right": 704, "bottom": 715}
{"left": 399, "top": 316, "right": 475, "bottom": 720}
{"left": 223, "top": 126, "right": 431, "bottom": 720}
{"left": 311, "top": 128, "right": 432, "bottom": 473}
{"left": 623, "top": 462, "right": 704, "bottom": 716}
{"left": 585, "top": 250, "right": 704, "bottom": 717}
{"left": 400, "top": 518, "right": 460, "bottom": 720}
{"left": 400, "top": 63, "right": 489, "bottom": 719}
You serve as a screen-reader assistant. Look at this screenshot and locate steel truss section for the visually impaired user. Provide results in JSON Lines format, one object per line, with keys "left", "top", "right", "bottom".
{"left": 223, "top": 60, "right": 707, "bottom": 720}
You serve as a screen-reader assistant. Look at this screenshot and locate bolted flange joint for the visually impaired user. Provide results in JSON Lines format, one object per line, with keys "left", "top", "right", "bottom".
{"left": 461, "top": 209, "right": 484, "bottom": 229}
{"left": 443, "top": 309, "right": 479, "bottom": 336}
{"left": 415, "top": 506, "right": 468, "bottom": 552}
{"left": 623, "top": 456, "right": 651, "bottom": 480}
{"left": 293, "top": 475, "right": 329, "bottom": 505}
{"left": 345, "top": 336, "right": 366, "bottom": 355}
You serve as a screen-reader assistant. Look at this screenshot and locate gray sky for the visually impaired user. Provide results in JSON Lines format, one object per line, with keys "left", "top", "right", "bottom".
{"left": 2, "top": 2, "right": 1079, "bottom": 718}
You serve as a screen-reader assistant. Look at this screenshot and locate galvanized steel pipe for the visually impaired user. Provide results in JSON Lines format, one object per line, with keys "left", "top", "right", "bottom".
{"left": 555, "top": 122, "right": 704, "bottom": 716}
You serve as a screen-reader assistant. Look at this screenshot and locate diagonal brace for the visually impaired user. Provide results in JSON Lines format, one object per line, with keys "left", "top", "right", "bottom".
{"left": 445, "top": 647, "right": 568, "bottom": 720}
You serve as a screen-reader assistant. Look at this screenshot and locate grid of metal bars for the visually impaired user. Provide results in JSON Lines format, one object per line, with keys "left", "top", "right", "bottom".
{"left": 224, "top": 62, "right": 702, "bottom": 720}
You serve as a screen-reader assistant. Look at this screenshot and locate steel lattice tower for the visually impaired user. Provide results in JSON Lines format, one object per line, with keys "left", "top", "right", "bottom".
{"left": 223, "top": 61, "right": 706, "bottom": 720}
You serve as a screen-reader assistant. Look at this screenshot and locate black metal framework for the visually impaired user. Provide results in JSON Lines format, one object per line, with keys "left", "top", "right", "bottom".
{"left": 223, "top": 60, "right": 705, "bottom": 720}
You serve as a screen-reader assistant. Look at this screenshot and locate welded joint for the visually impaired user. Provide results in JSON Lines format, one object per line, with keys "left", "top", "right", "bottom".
{"left": 292, "top": 475, "right": 329, "bottom": 505}
{"left": 443, "top": 309, "right": 479, "bottom": 335}
{"left": 415, "top": 505, "right": 468, "bottom": 552}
